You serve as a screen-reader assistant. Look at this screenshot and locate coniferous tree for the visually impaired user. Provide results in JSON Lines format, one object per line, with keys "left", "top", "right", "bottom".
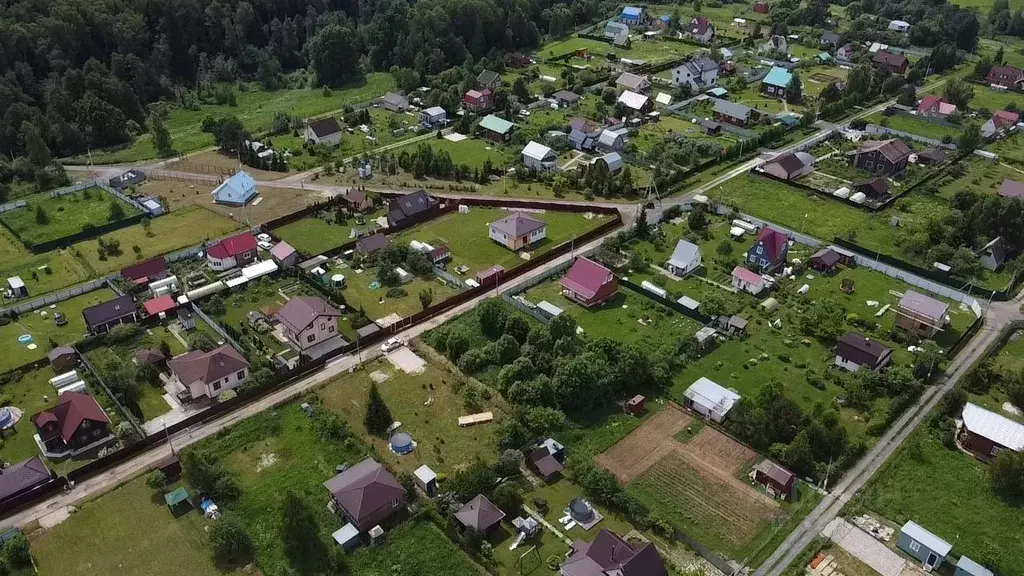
{"left": 364, "top": 383, "right": 393, "bottom": 437}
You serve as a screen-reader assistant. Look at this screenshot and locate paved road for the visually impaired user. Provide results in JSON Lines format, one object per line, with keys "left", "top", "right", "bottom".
{"left": 753, "top": 289, "right": 1024, "bottom": 576}
{"left": 0, "top": 233, "right": 608, "bottom": 532}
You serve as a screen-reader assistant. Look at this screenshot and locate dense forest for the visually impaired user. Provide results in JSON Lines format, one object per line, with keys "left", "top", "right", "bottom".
{"left": 0, "top": 0, "right": 608, "bottom": 162}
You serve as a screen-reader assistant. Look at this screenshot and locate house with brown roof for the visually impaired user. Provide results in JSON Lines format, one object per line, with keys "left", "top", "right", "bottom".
{"left": 167, "top": 345, "right": 250, "bottom": 401}
{"left": 848, "top": 138, "right": 912, "bottom": 178}
{"left": 47, "top": 347, "right": 77, "bottom": 372}
{"left": 0, "top": 457, "right": 53, "bottom": 507}
{"left": 82, "top": 294, "right": 138, "bottom": 334}
{"left": 855, "top": 177, "right": 891, "bottom": 199}
{"left": 356, "top": 233, "right": 389, "bottom": 257}
{"left": 752, "top": 460, "right": 795, "bottom": 499}
{"left": 873, "top": 50, "right": 909, "bottom": 74}
{"left": 986, "top": 65, "right": 1024, "bottom": 91}
{"left": 896, "top": 290, "right": 948, "bottom": 337}
{"left": 342, "top": 189, "right": 375, "bottom": 213}
{"left": 559, "top": 528, "right": 668, "bottom": 576}
{"left": 455, "top": 494, "right": 506, "bottom": 536}
{"left": 915, "top": 148, "right": 947, "bottom": 166}
{"left": 324, "top": 458, "right": 407, "bottom": 532}
{"left": 745, "top": 227, "right": 789, "bottom": 272}
{"left": 687, "top": 16, "right": 715, "bottom": 44}
{"left": 918, "top": 95, "right": 957, "bottom": 119}
{"left": 834, "top": 333, "right": 893, "bottom": 372}
{"left": 488, "top": 212, "right": 547, "bottom": 251}
{"left": 560, "top": 257, "right": 618, "bottom": 307}
{"left": 615, "top": 72, "right": 652, "bottom": 95}
{"left": 305, "top": 117, "right": 344, "bottom": 146}
{"left": 121, "top": 257, "right": 169, "bottom": 286}
{"left": 274, "top": 296, "right": 345, "bottom": 357}
{"left": 34, "top": 391, "right": 114, "bottom": 457}
{"left": 761, "top": 151, "right": 814, "bottom": 180}
{"left": 526, "top": 438, "right": 565, "bottom": 482}
{"left": 809, "top": 247, "right": 843, "bottom": 273}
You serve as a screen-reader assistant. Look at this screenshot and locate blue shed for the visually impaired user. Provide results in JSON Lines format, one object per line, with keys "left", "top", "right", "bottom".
{"left": 954, "top": 556, "right": 994, "bottom": 576}
{"left": 213, "top": 170, "right": 258, "bottom": 206}
{"left": 620, "top": 6, "right": 646, "bottom": 25}
{"left": 898, "top": 521, "right": 952, "bottom": 570}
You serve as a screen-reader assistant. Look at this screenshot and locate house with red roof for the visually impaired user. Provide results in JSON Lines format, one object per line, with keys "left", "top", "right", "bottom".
{"left": 560, "top": 257, "right": 618, "bottom": 308}
{"left": 986, "top": 65, "right": 1024, "bottom": 91}
{"left": 121, "top": 257, "right": 169, "bottom": 286}
{"left": 559, "top": 528, "right": 668, "bottom": 576}
{"left": 687, "top": 16, "right": 715, "bottom": 44}
{"left": 732, "top": 266, "right": 767, "bottom": 296}
{"left": 33, "top": 392, "right": 114, "bottom": 457}
{"left": 464, "top": 89, "right": 494, "bottom": 112}
{"left": 872, "top": 50, "right": 908, "bottom": 74}
{"left": 168, "top": 344, "right": 250, "bottom": 401}
{"left": 206, "top": 232, "right": 258, "bottom": 271}
{"left": 753, "top": 0, "right": 770, "bottom": 13}
{"left": 323, "top": 458, "right": 407, "bottom": 532}
{"left": 917, "top": 95, "right": 957, "bottom": 119}
{"left": 143, "top": 295, "right": 176, "bottom": 317}
{"left": 982, "top": 110, "right": 1020, "bottom": 138}
{"left": 745, "top": 227, "right": 789, "bottom": 273}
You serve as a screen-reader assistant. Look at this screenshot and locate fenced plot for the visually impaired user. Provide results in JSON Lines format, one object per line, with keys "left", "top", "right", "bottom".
{"left": 808, "top": 73, "right": 840, "bottom": 84}
{"left": 596, "top": 404, "right": 693, "bottom": 483}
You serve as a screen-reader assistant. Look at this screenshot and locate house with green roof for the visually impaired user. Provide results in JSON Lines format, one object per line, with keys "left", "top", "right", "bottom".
{"left": 478, "top": 114, "right": 516, "bottom": 143}
{"left": 761, "top": 66, "right": 794, "bottom": 99}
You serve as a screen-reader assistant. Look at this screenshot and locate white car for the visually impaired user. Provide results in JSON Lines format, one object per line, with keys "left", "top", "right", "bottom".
{"left": 380, "top": 338, "right": 404, "bottom": 353}
{"left": 257, "top": 240, "right": 273, "bottom": 251}
{"left": 256, "top": 233, "right": 272, "bottom": 243}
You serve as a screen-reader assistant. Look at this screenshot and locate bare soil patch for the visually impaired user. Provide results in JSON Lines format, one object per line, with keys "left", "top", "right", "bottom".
{"left": 684, "top": 426, "right": 759, "bottom": 476}
{"left": 165, "top": 150, "right": 291, "bottom": 181}
{"left": 138, "top": 180, "right": 323, "bottom": 224}
{"left": 596, "top": 404, "right": 692, "bottom": 483}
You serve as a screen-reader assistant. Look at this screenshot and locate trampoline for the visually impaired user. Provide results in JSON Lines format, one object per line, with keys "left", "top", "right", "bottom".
{"left": 0, "top": 407, "right": 21, "bottom": 430}
{"left": 390, "top": 432, "right": 415, "bottom": 455}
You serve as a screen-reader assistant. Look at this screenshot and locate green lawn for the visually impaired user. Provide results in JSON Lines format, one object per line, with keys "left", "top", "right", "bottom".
{"left": 428, "top": 137, "right": 516, "bottom": 170}
{"left": 213, "top": 277, "right": 320, "bottom": 361}
{"left": 985, "top": 132, "right": 1024, "bottom": 165}
{"left": 0, "top": 189, "right": 141, "bottom": 246}
{"left": 968, "top": 86, "right": 1024, "bottom": 114}
{"left": 347, "top": 518, "right": 482, "bottom": 575}
{"left": 523, "top": 277, "right": 703, "bottom": 347}
{"left": 30, "top": 476, "right": 235, "bottom": 576}
{"left": 76, "top": 206, "right": 241, "bottom": 274}
{"left": 859, "top": 428, "right": 1024, "bottom": 576}
{"left": 273, "top": 207, "right": 388, "bottom": 256}
{"left": 935, "top": 155, "right": 1024, "bottom": 201}
{"left": 0, "top": 287, "right": 117, "bottom": 373}
{"left": 870, "top": 113, "right": 961, "bottom": 142}
{"left": 338, "top": 267, "right": 458, "bottom": 321}
{"left": 279, "top": 108, "right": 424, "bottom": 170}
{"left": 319, "top": 356, "right": 506, "bottom": 476}
{"left": 0, "top": 245, "right": 95, "bottom": 299}
{"left": 0, "top": 368, "right": 72, "bottom": 466}
{"left": 76, "top": 74, "right": 397, "bottom": 164}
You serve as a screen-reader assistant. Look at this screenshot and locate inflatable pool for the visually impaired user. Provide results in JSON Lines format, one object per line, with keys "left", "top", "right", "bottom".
{"left": 18, "top": 334, "right": 32, "bottom": 344}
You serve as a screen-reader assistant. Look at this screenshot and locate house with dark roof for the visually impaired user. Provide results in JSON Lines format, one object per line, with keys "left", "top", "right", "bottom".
{"left": 526, "top": 444, "right": 564, "bottom": 482}
{"left": 488, "top": 212, "right": 547, "bottom": 251}
{"left": 753, "top": 459, "right": 795, "bottom": 499}
{"left": 455, "top": 494, "right": 506, "bottom": 536}
{"left": 848, "top": 138, "right": 912, "bottom": 177}
{"left": 34, "top": 391, "right": 114, "bottom": 457}
{"left": 356, "top": 233, "right": 388, "bottom": 257}
{"left": 820, "top": 31, "right": 842, "bottom": 47}
{"left": 855, "top": 177, "right": 891, "bottom": 200}
{"left": 560, "top": 257, "right": 618, "bottom": 308}
{"left": 48, "top": 347, "right": 77, "bottom": 372}
{"left": 324, "top": 458, "right": 407, "bottom": 532}
{"left": 754, "top": 0, "right": 770, "bottom": 13}
{"left": 108, "top": 169, "right": 146, "bottom": 190}
{"left": 305, "top": 117, "right": 344, "bottom": 146}
{"left": 671, "top": 57, "right": 719, "bottom": 91}
{"left": 809, "top": 247, "right": 843, "bottom": 273}
{"left": 121, "top": 257, "right": 169, "bottom": 286}
{"left": 761, "top": 151, "right": 814, "bottom": 180}
{"left": 206, "top": 232, "right": 258, "bottom": 271}
{"left": 212, "top": 171, "right": 258, "bottom": 206}
{"left": 134, "top": 348, "right": 166, "bottom": 367}
{"left": 560, "top": 528, "right": 668, "bottom": 576}
{"left": 82, "top": 295, "right": 138, "bottom": 334}
{"left": 986, "top": 65, "right": 1024, "bottom": 91}
{"left": 274, "top": 296, "right": 344, "bottom": 354}
{"left": 428, "top": 244, "right": 451, "bottom": 265}
{"left": 915, "top": 148, "right": 947, "bottom": 166}
{"left": 896, "top": 289, "right": 948, "bottom": 337}
{"left": 477, "top": 70, "right": 502, "bottom": 90}
{"left": 342, "top": 188, "right": 375, "bottom": 213}
{"left": 958, "top": 402, "right": 1024, "bottom": 460}
{"left": 713, "top": 99, "right": 757, "bottom": 127}
{"left": 873, "top": 50, "right": 909, "bottom": 74}
{"left": 0, "top": 457, "right": 53, "bottom": 506}
{"left": 745, "top": 227, "right": 789, "bottom": 272}
{"left": 554, "top": 90, "right": 582, "bottom": 108}
{"left": 835, "top": 333, "right": 893, "bottom": 372}
{"left": 168, "top": 344, "right": 250, "bottom": 401}
{"left": 378, "top": 93, "right": 409, "bottom": 113}
{"left": 687, "top": 16, "right": 715, "bottom": 44}
{"left": 386, "top": 190, "right": 437, "bottom": 227}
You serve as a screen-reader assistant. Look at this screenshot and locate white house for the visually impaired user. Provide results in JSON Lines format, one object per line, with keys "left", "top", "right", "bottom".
{"left": 888, "top": 20, "right": 911, "bottom": 32}
{"left": 274, "top": 296, "right": 344, "bottom": 352}
{"left": 666, "top": 240, "right": 702, "bottom": 277}
{"left": 671, "top": 57, "right": 719, "bottom": 91}
{"left": 167, "top": 345, "right": 250, "bottom": 401}
{"left": 420, "top": 106, "right": 447, "bottom": 128}
{"left": 597, "top": 129, "right": 626, "bottom": 151}
{"left": 488, "top": 212, "right": 547, "bottom": 251}
{"left": 732, "top": 266, "right": 766, "bottom": 295}
{"left": 522, "top": 141, "right": 558, "bottom": 172}
{"left": 617, "top": 90, "right": 651, "bottom": 114}
{"left": 305, "top": 117, "right": 344, "bottom": 146}
{"left": 683, "top": 377, "right": 741, "bottom": 422}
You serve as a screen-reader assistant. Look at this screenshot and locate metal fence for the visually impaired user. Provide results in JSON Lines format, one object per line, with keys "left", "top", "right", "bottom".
{"left": 147, "top": 169, "right": 224, "bottom": 186}
{"left": 190, "top": 302, "right": 245, "bottom": 352}
{"left": 865, "top": 124, "right": 957, "bottom": 150}
{"left": 75, "top": 344, "right": 145, "bottom": 436}
{"left": 0, "top": 278, "right": 110, "bottom": 316}
{"left": 99, "top": 182, "right": 148, "bottom": 213}
{"left": 434, "top": 266, "right": 468, "bottom": 290}
{"left": 48, "top": 181, "right": 97, "bottom": 199}
{"left": 0, "top": 200, "right": 27, "bottom": 214}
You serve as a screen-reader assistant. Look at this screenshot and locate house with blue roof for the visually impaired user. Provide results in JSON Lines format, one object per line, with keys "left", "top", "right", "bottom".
{"left": 212, "top": 170, "right": 258, "bottom": 206}
{"left": 761, "top": 66, "right": 794, "bottom": 99}
{"left": 619, "top": 6, "right": 648, "bottom": 26}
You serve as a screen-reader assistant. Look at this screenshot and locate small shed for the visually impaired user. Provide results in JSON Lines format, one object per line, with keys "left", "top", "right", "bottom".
{"left": 157, "top": 454, "right": 182, "bottom": 480}
{"left": 177, "top": 308, "right": 196, "bottom": 331}
{"left": 526, "top": 446, "right": 563, "bottom": 482}
{"left": 753, "top": 459, "right": 795, "bottom": 499}
{"left": 455, "top": 494, "right": 506, "bottom": 536}
{"left": 413, "top": 465, "right": 438, "bottom": 497}
{"left": 476, "top": 265, "right": 505, "bottom": 286}
{"left": 332, "top": 523, "right": 361, "bottom": 551}
{"left": 683, "top": 377, "right": 741, "bottom": 422}
{"left": 898, "top": 521, "right": 952, "bottom": 570}
{"left": 809, "top": 248, "right": 843, "bottom": 273}
{"left": 164, "top": 487, "right": 191, "bottom": 515}
{"left": 6, "top": 277, "right": 27, "bottom": 298}
{"left": 954, "top": 556, "right": 994, "bottom": 576}
{"left": 625, "top": 394, "right": 646, "bottom": 415}
{"left": 48, "top": 347, "right": 77, "bottom": 372}
{"left": 695, "top": 326, "right": 718, "bottom": 350}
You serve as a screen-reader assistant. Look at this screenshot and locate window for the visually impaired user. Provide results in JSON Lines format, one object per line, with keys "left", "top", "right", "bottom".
{"left": 864, "top": 160, "right": 874, "bottom": 169}
{"left": 756, "top": 246, "right": 763, "bottom": 255}
{"left": 213, "top": 381, "right": 221, "bottom": 391}
{"left": 908, "top": 541, "right": 920, "bottom": 553}
{"left": 236, "top": 370, "right": 246, "bottom": 380}
{"left": 307, "top": 334, "right": 316, "bottom": 343}
{"left": 392, "top": 497, "right": 400, "bottom": 507}
{"left": 329, "top": 325, "right": 335, "bottom": 333}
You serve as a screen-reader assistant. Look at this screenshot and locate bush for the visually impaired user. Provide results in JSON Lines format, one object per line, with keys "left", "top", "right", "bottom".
{"left": 1, "top": 532, "right": 31, "bottom": 567}
{"left": 386, "top": 287, "right": 408, "bottom": 298}
{"left": 209, "top": 513, "right": 254, "bottom": 565}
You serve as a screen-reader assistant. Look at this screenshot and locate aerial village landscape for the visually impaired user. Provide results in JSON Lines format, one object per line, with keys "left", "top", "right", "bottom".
{"left": 0, "top": 0, "right": 1022, "bottom": 575}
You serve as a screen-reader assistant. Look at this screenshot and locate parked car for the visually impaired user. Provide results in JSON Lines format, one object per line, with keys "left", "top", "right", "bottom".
{"left": 380, "top": 337, "right": 404, "bottom": 353}
{"left": 256, "top": 233, "right": 272, "bottom": 243}
{"left": 257, "top": 240, "right": 273, "bottom": 251}
{"left": 54, "top": 312, "right": 67, "bottom": 326}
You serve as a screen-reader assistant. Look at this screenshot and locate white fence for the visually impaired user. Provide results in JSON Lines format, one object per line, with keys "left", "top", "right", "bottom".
{"left": 49, "top": 181, "right": 97, "bottom": 199}
{"left": 0, "top": 200, "right": 27, "bottom": 214}
{"left": 0, "top": 278, "right": 110, "bottom": 316}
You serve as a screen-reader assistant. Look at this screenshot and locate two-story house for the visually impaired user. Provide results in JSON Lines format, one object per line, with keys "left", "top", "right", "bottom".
{"left": 206, "top": 232, "right": 258, "bottom": 271}
{"left": 745, "top": 227, "right": 790, "bottom": 273}
{"left": 847, "top": 138, "right": 912, "bottom": 178}
{"left": 872, "top": 50, "right": 909, "bottom": 74}
{"left": 168, "top": 344, "right": 251, "bottom": 402}
{"left": 687, "top": 17, "right": 715, "bottom": 44}
{"left": 671, "top": 57, "right": 719, "bottom": 91}
{"left": 34, "top": 391, "right": 114, "bottom": 457}
{"left": 274, "top": 296, "right": 344, "bottom": 353}
{"left": 324, "top": 458, "right": 407, "bottom": 532}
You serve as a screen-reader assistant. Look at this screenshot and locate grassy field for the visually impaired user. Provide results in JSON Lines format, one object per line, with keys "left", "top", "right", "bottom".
{"left": 0, "top": 287, "right": 117, "bottom": 373}
{"left": 934, "top": 156, "right": 1023, "bottom": 200}
{"left": 319, "top": 355, "right": 506, "bottom": 475}
{"left": 30, "top": 476, "right": 234, "bottom": 576}
{"left": 986, "top": 132, "right": 1024, "bottom": 165}
{"left": 968, "top": 86, "right": 1024, "bottom": 114}
{"left": 859, "top": 428, "right": 1024, "bottom": 576}
{"left": 0, "top": 245, "right": 95, "bottom": 300}
{"left": 337, "top": 266, "right": 458, "bottom": 320}
{"left": 522, "top": 277, "right": 703, "bottom": 348}
{"left": 870, "top": 113, "right": 961, "bottom": 142}
{"left": 348, "top": 518, "right": 483, "bottom": 575}
{"left": 273, "top": 207, "right": 387, "bottom": 256}
{"left": 76, "top": 206, "right": 240, "bottom": 274}
{"left": 708, "top": 172, "right": 1014, "bottom": 291}
{"left": 0, "top": 189, "right": 141, "bottom": 246}
{"left": 77, "top": 74, "right": 397, "bottom": 164}
{"left": 0, "top": 367, "right": 76, "bottom": 466}
{"left": 427, "top": 137, "right": 516, "bottom": 170}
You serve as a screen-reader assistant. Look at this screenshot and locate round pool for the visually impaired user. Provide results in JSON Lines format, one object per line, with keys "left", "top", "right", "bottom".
{"left": 18, "top": 334, "right": 32, "bottom": 344}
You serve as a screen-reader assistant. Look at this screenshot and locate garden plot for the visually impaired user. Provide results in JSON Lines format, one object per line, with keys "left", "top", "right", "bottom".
{"left": 934, "top": 155, "right": 1024, "bottom": 201}
{"left": 336, "top": 262, "right": 459, "bottom": 322}
{"left": 0, "top": 188, "right": 141, "bottom": 246}
{"left": 273, "top": 206, "right": 388, "bottom": 256}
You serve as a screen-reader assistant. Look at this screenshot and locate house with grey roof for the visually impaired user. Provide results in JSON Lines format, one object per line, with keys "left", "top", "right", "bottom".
{"left": 275, "top": 296, "right": 345, "bottom": 357}
{"left": 896, "top": 290, "right": 948, "bottom": 337}
{"left": 324, "top": 458, "right": 407, "bottom": 532}
{"left": 378, "top": 93, "right": 409, "bottom": 112}
{"left": 596, "top": 152, "right": 623, "bottom": 174}
{"left": 615, "top": 72, "right": 651, "bottom": 95}
{"left": 666, "top": 240, "right": 702, "bottom": 277}
{"left": 488, "top": 212, "right": 547, "bottom": 251}
{"left": 671, "top": 56, "right": 719, "bottom": 91}
{"left": 713, "top": 99, "right": 757, "bottom": 126}
{"left": 477, "top": 70, "right": 502, "bottom": 90}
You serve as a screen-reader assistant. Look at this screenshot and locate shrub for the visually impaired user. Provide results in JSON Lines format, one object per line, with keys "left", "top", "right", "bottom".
{"left": 386, "top": 287, "right": 408, "bottom": 298}
{"left": 209, "top": 513, "right": 254, "bottom": 565}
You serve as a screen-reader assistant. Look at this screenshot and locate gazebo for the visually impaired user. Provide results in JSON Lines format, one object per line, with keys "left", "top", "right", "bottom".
{"left": 164, "top": 487, "right": 191, "bottom": 515}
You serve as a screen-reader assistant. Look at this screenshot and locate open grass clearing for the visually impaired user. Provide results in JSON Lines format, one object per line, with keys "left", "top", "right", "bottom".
{"left": 427, "top": 137, "right": 517, "bottom": 170}
{"left": 0, "top": 240, "right": 95, "bottom": 299}
{"left": 985, "top": 132, "right": 1024, "bottom": 165}
{"left": 337, "top": 265, "right": 458, "bottom": 321}
{"left": 0, "top": 188, "right": 141, "bottom": 246}
{"left": 75, "top": 74, "right": 397, "bottom": 164}
{"left": 934, "top": 155, "right": 1024, "bottom": 201}
{"left": 869, "top": 113, "right": 961, "bottom": 142}
{"left": 0, "top": 287, "right": 117, "bottom": 374}
{"left": 859, "top": 427, "right": 1024, "bottom": 576}
{"left": 968, "top": 86, "right": 1024, "bottom": 114}
{"left": 273, "top": 207, "right": 388, "bottom": 256}
{"left": 347, "top": 518, "right": 483, "bottom": 575}
{"left": 29, "top": 475, "right": 235, "bottom": 576}
{"left": 318, "top": 354, "right": 506, "bottom": 475}
{"left": 75, "top": 206, "right": 241, "bottom": 274}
